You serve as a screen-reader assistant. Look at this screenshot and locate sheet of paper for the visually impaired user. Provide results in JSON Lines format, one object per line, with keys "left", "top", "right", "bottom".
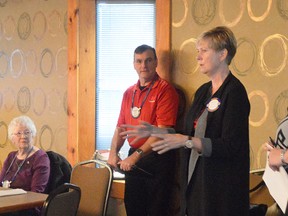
{"left": 263, "top": 159, "right": 288, "bottom": 213}
{"left": 113, "top": 171, "right": 125, "bottom": 179}
{"left": 0, "top": 188, "right": 27, "bottom": 197}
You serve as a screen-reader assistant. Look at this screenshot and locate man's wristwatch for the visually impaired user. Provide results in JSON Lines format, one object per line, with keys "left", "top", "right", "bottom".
{"left": 135, "top": 148, "right": 144, "bottom": 156}
{"left": 185, "top": 136, "right": 194, "bottom": 149}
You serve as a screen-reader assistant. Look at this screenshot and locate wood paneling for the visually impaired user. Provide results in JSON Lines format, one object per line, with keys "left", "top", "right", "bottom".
{"left": 67, "top": 0, "right": 78, "bottom": 165}
{"left": 156, "top": 0, "right": 171, "bottom": 82}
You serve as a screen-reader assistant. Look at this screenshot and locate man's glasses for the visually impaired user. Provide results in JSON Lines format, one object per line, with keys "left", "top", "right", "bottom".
{"left": 13, "top": 131, "right": 32, "bottom": 137}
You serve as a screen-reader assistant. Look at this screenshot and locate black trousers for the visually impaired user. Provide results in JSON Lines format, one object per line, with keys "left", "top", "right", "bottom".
{"left": 124, "top": 148, "right": 177, "bottom": 216}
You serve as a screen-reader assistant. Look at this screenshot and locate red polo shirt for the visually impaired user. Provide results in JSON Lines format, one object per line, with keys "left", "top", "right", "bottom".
{"left": 117, "top": 74, "right": 179, "bottom": 148}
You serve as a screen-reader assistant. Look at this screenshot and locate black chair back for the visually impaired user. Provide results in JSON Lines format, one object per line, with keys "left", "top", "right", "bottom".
{"left": 41, "top": 183, "right": 81, "bottom": 216}
{"left": 45, "top": 151, "right": 72, "bottom": 194}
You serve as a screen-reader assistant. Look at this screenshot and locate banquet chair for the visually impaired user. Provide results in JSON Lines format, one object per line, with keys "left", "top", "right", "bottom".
{"left": 70, "top": 159, "right": 113, "bottom": 216}
{"left": 249, "top": 170, "right": 274, "bottom": 216}
{"left": 41, "top": 183, "right": 81, "bottom": 216}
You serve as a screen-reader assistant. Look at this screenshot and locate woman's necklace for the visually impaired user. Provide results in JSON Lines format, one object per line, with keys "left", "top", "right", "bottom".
{"left": 1, "top": 146, "right": 34, "bottom": 188}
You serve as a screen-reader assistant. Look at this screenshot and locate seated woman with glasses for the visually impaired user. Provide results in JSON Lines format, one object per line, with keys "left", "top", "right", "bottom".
{"left": 0, "top": 115, "right": 50, "bottom": 216}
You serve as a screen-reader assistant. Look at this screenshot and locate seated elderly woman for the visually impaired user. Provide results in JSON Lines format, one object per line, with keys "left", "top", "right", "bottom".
{"left": 0, "top": 115, "right": 50, "bottom": 216}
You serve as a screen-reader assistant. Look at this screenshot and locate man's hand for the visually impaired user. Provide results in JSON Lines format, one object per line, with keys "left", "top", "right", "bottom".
{"left": 117, "top": 154, "right": 139, "bottom": 171}
{"left": 107, "top": 153, "right": 122, "bottom": 170}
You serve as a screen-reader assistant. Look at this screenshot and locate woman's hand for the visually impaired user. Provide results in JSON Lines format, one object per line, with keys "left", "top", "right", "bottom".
{"left": 120, "top": 121, "right": 166, "bottom": 145}
{"left": 267, "top": 148, "right": 282, "bottom": 171}
{"left": 151, "top": 133, "right": 187, "bottom": 154}
{"left": 263, "top": 140, "right": 282, "bottom": 171}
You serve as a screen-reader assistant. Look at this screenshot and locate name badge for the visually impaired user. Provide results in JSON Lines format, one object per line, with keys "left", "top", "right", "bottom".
{"left": 131, "top": 107, "right": 141, "bottom": 118}
{"left": 206, "top": 98, "right": 221, "bottom": 112}
{"left": 2, "top": 180, "right": 11, "bottom": 188}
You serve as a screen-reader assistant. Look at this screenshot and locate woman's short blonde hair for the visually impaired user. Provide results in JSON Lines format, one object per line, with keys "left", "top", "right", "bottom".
{"left": 197, "top": 26, "right": 237, "bottom": 65}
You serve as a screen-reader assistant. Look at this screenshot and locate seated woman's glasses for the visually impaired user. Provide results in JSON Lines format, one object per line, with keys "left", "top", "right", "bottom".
{"left": 13, "top": 131, "right": 32, "bottom": 137}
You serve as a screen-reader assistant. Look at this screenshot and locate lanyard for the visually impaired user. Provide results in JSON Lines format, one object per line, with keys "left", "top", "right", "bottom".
{"left": 2, "top": 146, "right": 34, "bottom": 184}
{"left": 131, "top": 80, "right": 155, "bottom": 110}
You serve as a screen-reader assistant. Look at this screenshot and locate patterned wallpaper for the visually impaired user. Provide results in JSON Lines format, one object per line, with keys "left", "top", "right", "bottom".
{"left": 0, "top": 0, "right": 68, "bottom": 169}
{"left": 171, "top": 0, "right": 288, "bottom": 169}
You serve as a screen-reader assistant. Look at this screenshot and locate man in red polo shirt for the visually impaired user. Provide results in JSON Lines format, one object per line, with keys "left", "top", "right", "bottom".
{"left": 107, "top": 44, "right": 179, "bottom": 216}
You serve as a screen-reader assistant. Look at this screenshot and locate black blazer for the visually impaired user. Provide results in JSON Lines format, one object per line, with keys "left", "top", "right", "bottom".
{"left": 185, "top": 73, "right": 250, "bottom": 216}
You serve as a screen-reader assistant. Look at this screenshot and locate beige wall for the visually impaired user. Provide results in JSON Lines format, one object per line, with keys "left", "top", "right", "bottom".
{"left": 0, "top": 0, "right": 68, "bottom": 168}
{"left": 171, "top": 0, "right": 288, "bottom": 170}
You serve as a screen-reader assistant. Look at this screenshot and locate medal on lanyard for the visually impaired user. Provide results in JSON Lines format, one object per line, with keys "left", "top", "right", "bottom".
{"left": 131, "top": 107, "right": 141, "bottom": 118}
{"left": 131, "top": 80, "right": 155, "bottom": 119}
{"left": 2, "top": 180, "right": 11, "bottom": 188}
{"left": 206, "top": 97, "right": 221, "bottom": 112}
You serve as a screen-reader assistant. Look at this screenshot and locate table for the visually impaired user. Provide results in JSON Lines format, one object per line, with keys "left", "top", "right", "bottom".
{"left": 0, "top": 191, "right": 48, "bottom": 214}
{"left": 110, "top": 180, "right": 125, "bottom": 199}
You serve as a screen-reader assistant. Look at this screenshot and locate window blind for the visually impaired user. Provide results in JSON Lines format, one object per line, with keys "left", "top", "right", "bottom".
{"left": 96, "top": 1, "right": 156, "bottom": 156}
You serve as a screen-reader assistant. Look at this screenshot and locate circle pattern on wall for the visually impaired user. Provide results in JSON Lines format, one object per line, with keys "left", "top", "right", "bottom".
{"left": 219, "top": 0, "right": 245, "bottom": 27}
{"left": 232, "top": 37, "right": 257, "bottom": 76}
{"left": 17, "top": 86, "right": 31, "bottom": 113}
{"left": 249, "top": 90, "right": 269, "bottom": 127}
{"left": 259, "top": 34, "right": 287, "bottom": 77}
{"left": 17, "top": 12, "right": 31, "bottom": 40}
{"left": 33, "top": 11, "right": 47, "bottom": 41}
{"left": 40, "top": 48, "right": 54, "bottom": 78}
{"left": 191, "top": 0, "right": 216, "bottom": 25}
{"left": 63, "top": 90, "right": 67, "bottom": 115}
{"left": 274, "top": 89, "right": 288, "bottom": 124}
{"left": 247, "top": 0, "right": 272, "bottom": 22}
{"left": 10, "top": 49, "right": 24, "bottom": 78}
{"left": 0, "top": 51, "right": 9, "bottom": 78}
{"left": 63, "top": 11, "right": 68, "bottom": 35}
{"left": 48, "top": 9, "right": 61, "bottom": 37}
{"left": 0, "top": 121, "right": 8, "bottom": 148}
{"left": 25, "top": 49, "right": 38, "bottom": 76}
{"left": 256, "top": 142, "right": 268, "bottom": 169}
{"left": 54, "top": 126, "right": 67, "bottom": 153}
{"left": 0, "top": 1, "right": 68, "bottom": 160}
{"left": 0, "top": 0, "right": 8, "bottom": 7}
{"left": 277, "top": 0, "right": 288, "bottom": 20}
{"left": 55, "top": 46, "right": 68, "bottom": 78}
{"left": 32, "top": 88, "right": 47, "bottom": 116}
{"left": 3, "top": 15, "right": 16, "bottom": 40}
{"left": 172, "top": 0, "right": 188, "bottom": 28}
{"left": 3, "top": 87, "right": 15, "bottom": 112}
{"left": 178, "top": 38, "right": 199, "bottom": 74}
{"left": 39, "top": 124, "right": 54, "bottom": 151}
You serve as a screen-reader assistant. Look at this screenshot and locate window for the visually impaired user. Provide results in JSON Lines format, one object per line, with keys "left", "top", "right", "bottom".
{"left": 96, "top": 0, "right": 156, "bottom": 155}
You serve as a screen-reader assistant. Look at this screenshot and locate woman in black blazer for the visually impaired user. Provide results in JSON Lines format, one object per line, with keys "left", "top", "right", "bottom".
{"left": 121, "top": 26, "right": 250, "bottom": 216}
